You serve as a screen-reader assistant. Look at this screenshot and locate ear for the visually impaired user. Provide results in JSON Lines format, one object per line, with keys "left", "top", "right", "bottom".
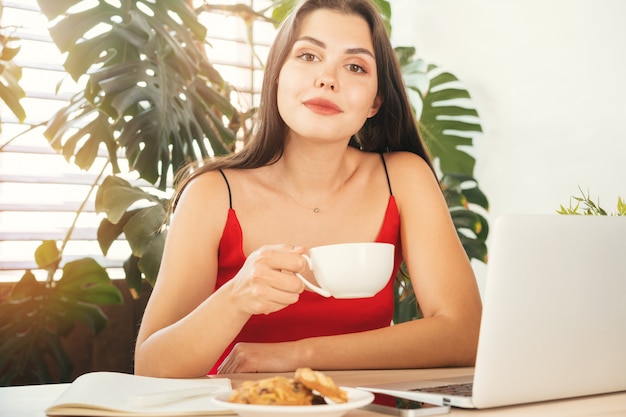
{"left": 367, "top": 95, "right": 383, "bottom": 118}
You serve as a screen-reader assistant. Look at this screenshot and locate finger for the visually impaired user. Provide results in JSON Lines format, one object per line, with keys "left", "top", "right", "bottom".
{"left": 250, "top": 250, "right": 308, "bottom": 293}
{"left": 258, "top": 245, "right": 309, "bottom": 271}
{"left": 230, "top": 246, "right": 307, "bottom": 314}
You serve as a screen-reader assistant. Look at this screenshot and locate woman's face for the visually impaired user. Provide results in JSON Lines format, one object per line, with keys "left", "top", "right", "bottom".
{"left": 277, "top": 8, "right": 381, "bottom": 144}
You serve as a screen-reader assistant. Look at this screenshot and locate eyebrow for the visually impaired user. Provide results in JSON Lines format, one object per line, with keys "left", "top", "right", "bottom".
{"left": 295, "top": 35, "right": 375, "bottom": 59}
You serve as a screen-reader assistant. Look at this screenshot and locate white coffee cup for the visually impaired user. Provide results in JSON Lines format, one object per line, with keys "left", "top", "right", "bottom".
{"left": 295, "top": 242, "right": 395, "bottom": 298}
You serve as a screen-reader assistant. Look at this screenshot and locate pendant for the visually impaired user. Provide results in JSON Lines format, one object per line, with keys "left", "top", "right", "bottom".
{"left": 314, "top": 208, "right": 320, "bottom": 213}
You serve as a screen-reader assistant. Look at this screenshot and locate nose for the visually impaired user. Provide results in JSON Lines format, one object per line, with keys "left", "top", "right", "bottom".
{"left": 316, "top": 74, "right": 337, "bottom": 91}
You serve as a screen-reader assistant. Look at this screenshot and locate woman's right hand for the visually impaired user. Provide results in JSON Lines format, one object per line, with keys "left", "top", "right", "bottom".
{"left": 225, "top": 244, "right": 308, "bottom": 315}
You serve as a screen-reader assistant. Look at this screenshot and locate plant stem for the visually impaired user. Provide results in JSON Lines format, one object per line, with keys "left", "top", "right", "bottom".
{"left": 45, "top": 161, "right": 110, "bottom": 286}
{"left": 60, "top": 162, "right": 109, "bottom": 253}
{"left": 0, "top": 122, "right": 47, "bottom": 151}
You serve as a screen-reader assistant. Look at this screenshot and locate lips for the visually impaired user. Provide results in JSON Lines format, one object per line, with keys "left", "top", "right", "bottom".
{"left": 302, "top": 98, "right": 342, "bottom": 115}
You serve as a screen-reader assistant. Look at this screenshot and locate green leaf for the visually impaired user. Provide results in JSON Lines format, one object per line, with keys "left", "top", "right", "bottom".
{"left": 462, "top": 185, "right": 490, "bottom": 211}
{"left": 95, "top": 175, "right": 168, "bottom": 287}
{"left": 47, "top": 2, "right": 119, "bottom": 57}
{"left": 557, "top": 187, "right": 625, "bottom": 216}
{"left": 97, "top": 209, "right": 141, "bottom": 255}
{"left": 440, "top": 174, "right": 490, "bottom": 255}
{"left": 451, "top": 209, "right": 489, "bottom": 240}
{"left": 393, "top": 264, "right": 422, "bottom": 324}
{"left": 137, "top": 234, "right": 166, "bottom": 286}
{"left": 6, "top": 270, "right": 43, "bottom": 301}
{"left": 617, "top": 197, "right": 626, "bottom": 216}
{"left": 123, "top": 255, "right": 144, "bottom": 295}
{"left": 44, "top": 97, "right": 120, "bottom": 173}
{"left": 95, "top": 176, "right": 161, "bottom": 223}
{"left": 0, "top": 261, "right": 120, "bottom": 385}
{"left": 401, "top": 54, "right": 483, "bottom": 177}
{"left": 459, "top": 234, "right": 488, "bottom": 263}
{"left": 34, "top": 240, "right": 61, "bottom": 271}
{"left": 56, "top": 258, "right": 123, "bottom": 306}
{"left": 36, "top": 0, "right": 80, "bottom": 20}
{"left": 37, "top": 0, "right": 240, "bottom": 189}
{"left": 123, "top": 205, "right": 167, "bottom": 257}
{"left": 270, "top": 0, "right": 298, "bottom": 26}
{"left": 441, "top": 173, "right": 489, "bottom": 211}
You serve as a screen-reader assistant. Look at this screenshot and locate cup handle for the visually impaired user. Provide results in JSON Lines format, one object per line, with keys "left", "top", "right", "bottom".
{"left": 295, "top": 254, "right": 332, "bottom": 298}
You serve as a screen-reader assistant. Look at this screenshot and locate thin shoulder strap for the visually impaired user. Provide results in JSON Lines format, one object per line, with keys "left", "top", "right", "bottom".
{"left": 380, "top": 153, "right": 393, "bottom": 195}
{"left": 218, "top": 169, "right": 233, "bottom": 209}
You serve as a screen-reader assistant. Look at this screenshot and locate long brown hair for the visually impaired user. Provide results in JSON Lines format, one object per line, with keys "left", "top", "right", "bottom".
{"left": 173, "top": 0, "right": 433, "bottom": 208}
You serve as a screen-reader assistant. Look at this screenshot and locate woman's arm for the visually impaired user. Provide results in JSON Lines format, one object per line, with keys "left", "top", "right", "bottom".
{"left": 375, "top": 151, "right": 482, "bottom": 367}
{"left": 217, "top": 152, "right": 482, "bottom": 373}
{"left": 134, "top": 171, "right": 307, "bottom": 377}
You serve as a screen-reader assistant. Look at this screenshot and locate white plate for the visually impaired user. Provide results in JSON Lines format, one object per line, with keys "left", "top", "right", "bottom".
{"left": 212, "top": 387, "right": 374, "bottom": 417}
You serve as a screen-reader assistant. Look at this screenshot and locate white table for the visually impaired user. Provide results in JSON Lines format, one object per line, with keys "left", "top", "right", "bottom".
{"left": 2, "top": 368, "right": 625, "bottom": 416}
{"left": 1, "top": 383, "right": 68, "bottom": 417}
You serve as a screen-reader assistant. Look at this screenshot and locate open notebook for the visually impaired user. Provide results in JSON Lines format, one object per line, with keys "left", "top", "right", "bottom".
{"left": 45, "top": 371, "right": 233, "bottom": 416}
{"left": 360, "top": 214, "right": 626, "bottom": 409}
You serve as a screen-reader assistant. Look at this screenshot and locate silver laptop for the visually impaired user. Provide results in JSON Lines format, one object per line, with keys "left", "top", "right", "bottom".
{"left": 360, "top": 214, "right": 626, "bottom": 408}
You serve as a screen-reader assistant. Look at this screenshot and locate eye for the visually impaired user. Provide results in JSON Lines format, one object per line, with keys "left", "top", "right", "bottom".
{"left": 346, "top": 63, "right": 366, "bottom": 74}
{"left": 297, "top": 52, "right": 319, "bottom": 62}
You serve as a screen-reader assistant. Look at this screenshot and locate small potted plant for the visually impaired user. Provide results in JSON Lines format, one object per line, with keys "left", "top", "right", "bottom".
{"left": 558, "top": 187, "right": 625, "bottom": 216}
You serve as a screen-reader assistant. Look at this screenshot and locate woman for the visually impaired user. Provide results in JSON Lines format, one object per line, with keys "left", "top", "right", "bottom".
{"left": 134, "top": 0, "right": 482, "bottom": 377}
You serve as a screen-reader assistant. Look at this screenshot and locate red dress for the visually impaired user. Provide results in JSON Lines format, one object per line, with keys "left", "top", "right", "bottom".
{"left": 210, "top": 168, "right": 402, "bottom": 374}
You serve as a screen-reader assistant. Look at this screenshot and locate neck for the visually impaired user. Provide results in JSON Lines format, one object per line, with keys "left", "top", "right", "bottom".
{"left": 282, "top": 132, "right": 354, "bottom": 183}
{"left": 275, "top": 144, "right": 354, "bottom": 213}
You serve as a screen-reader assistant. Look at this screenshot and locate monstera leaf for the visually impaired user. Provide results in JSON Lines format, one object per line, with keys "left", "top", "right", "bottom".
{"left": 398, "top": 46, "right": 483, "bottom": 176}
{"left": 36, "top": 0, "right": 239, "bottom": 190}
{"left": 441, "top": 173, "right": 489, "bottom": 262}
{"left": 95, "top": 175, "right": 168, "bottom": 291}
{"left": 0, "top": 242, "right": 123, "bottom": 385}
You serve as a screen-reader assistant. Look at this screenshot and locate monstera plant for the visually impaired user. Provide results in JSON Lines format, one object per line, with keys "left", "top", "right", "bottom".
{"left": 1, "top": 0, "right": 244, "bottom": 385}
{"left": 0, "top": 0, "right": 487, "bottom": 384}
{"left": 0, "top": 4, "right": 123, "bottom": 386}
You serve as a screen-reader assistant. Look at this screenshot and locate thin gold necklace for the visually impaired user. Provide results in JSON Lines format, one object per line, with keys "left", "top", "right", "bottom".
{"left": 285, "top": 180, "right": 346, "bottom": 213}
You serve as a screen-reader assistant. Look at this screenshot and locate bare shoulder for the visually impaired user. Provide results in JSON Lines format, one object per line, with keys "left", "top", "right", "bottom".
{"left": 172, "top": 169, "right": 232, "bottom": 228}
{"left": 382, "top": 151, "right": 438, "bottom": 189}
{"left": 383, "top": 150, "right": 432, "bottom": 168}
{"left": 178, "top": 170, "right": 228, "bottom": 204}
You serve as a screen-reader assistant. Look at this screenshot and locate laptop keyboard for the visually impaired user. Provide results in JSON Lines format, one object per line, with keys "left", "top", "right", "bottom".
{"left": 412, "top": 382, "right": 474, "bottom": 397}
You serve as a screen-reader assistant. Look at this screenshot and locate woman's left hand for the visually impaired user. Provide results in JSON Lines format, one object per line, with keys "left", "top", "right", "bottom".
{"left": 217, "top": 341, "right": 299, "bottom": 374}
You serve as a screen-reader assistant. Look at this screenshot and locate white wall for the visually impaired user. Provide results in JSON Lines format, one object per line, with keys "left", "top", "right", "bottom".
{"left": 391, "top": 0, "right": 626, "bottom": 293}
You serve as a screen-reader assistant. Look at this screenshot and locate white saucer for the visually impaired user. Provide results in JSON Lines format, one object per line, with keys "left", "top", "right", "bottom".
{"left": 212, "top": 387, "right": 374, "bottom": 417}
